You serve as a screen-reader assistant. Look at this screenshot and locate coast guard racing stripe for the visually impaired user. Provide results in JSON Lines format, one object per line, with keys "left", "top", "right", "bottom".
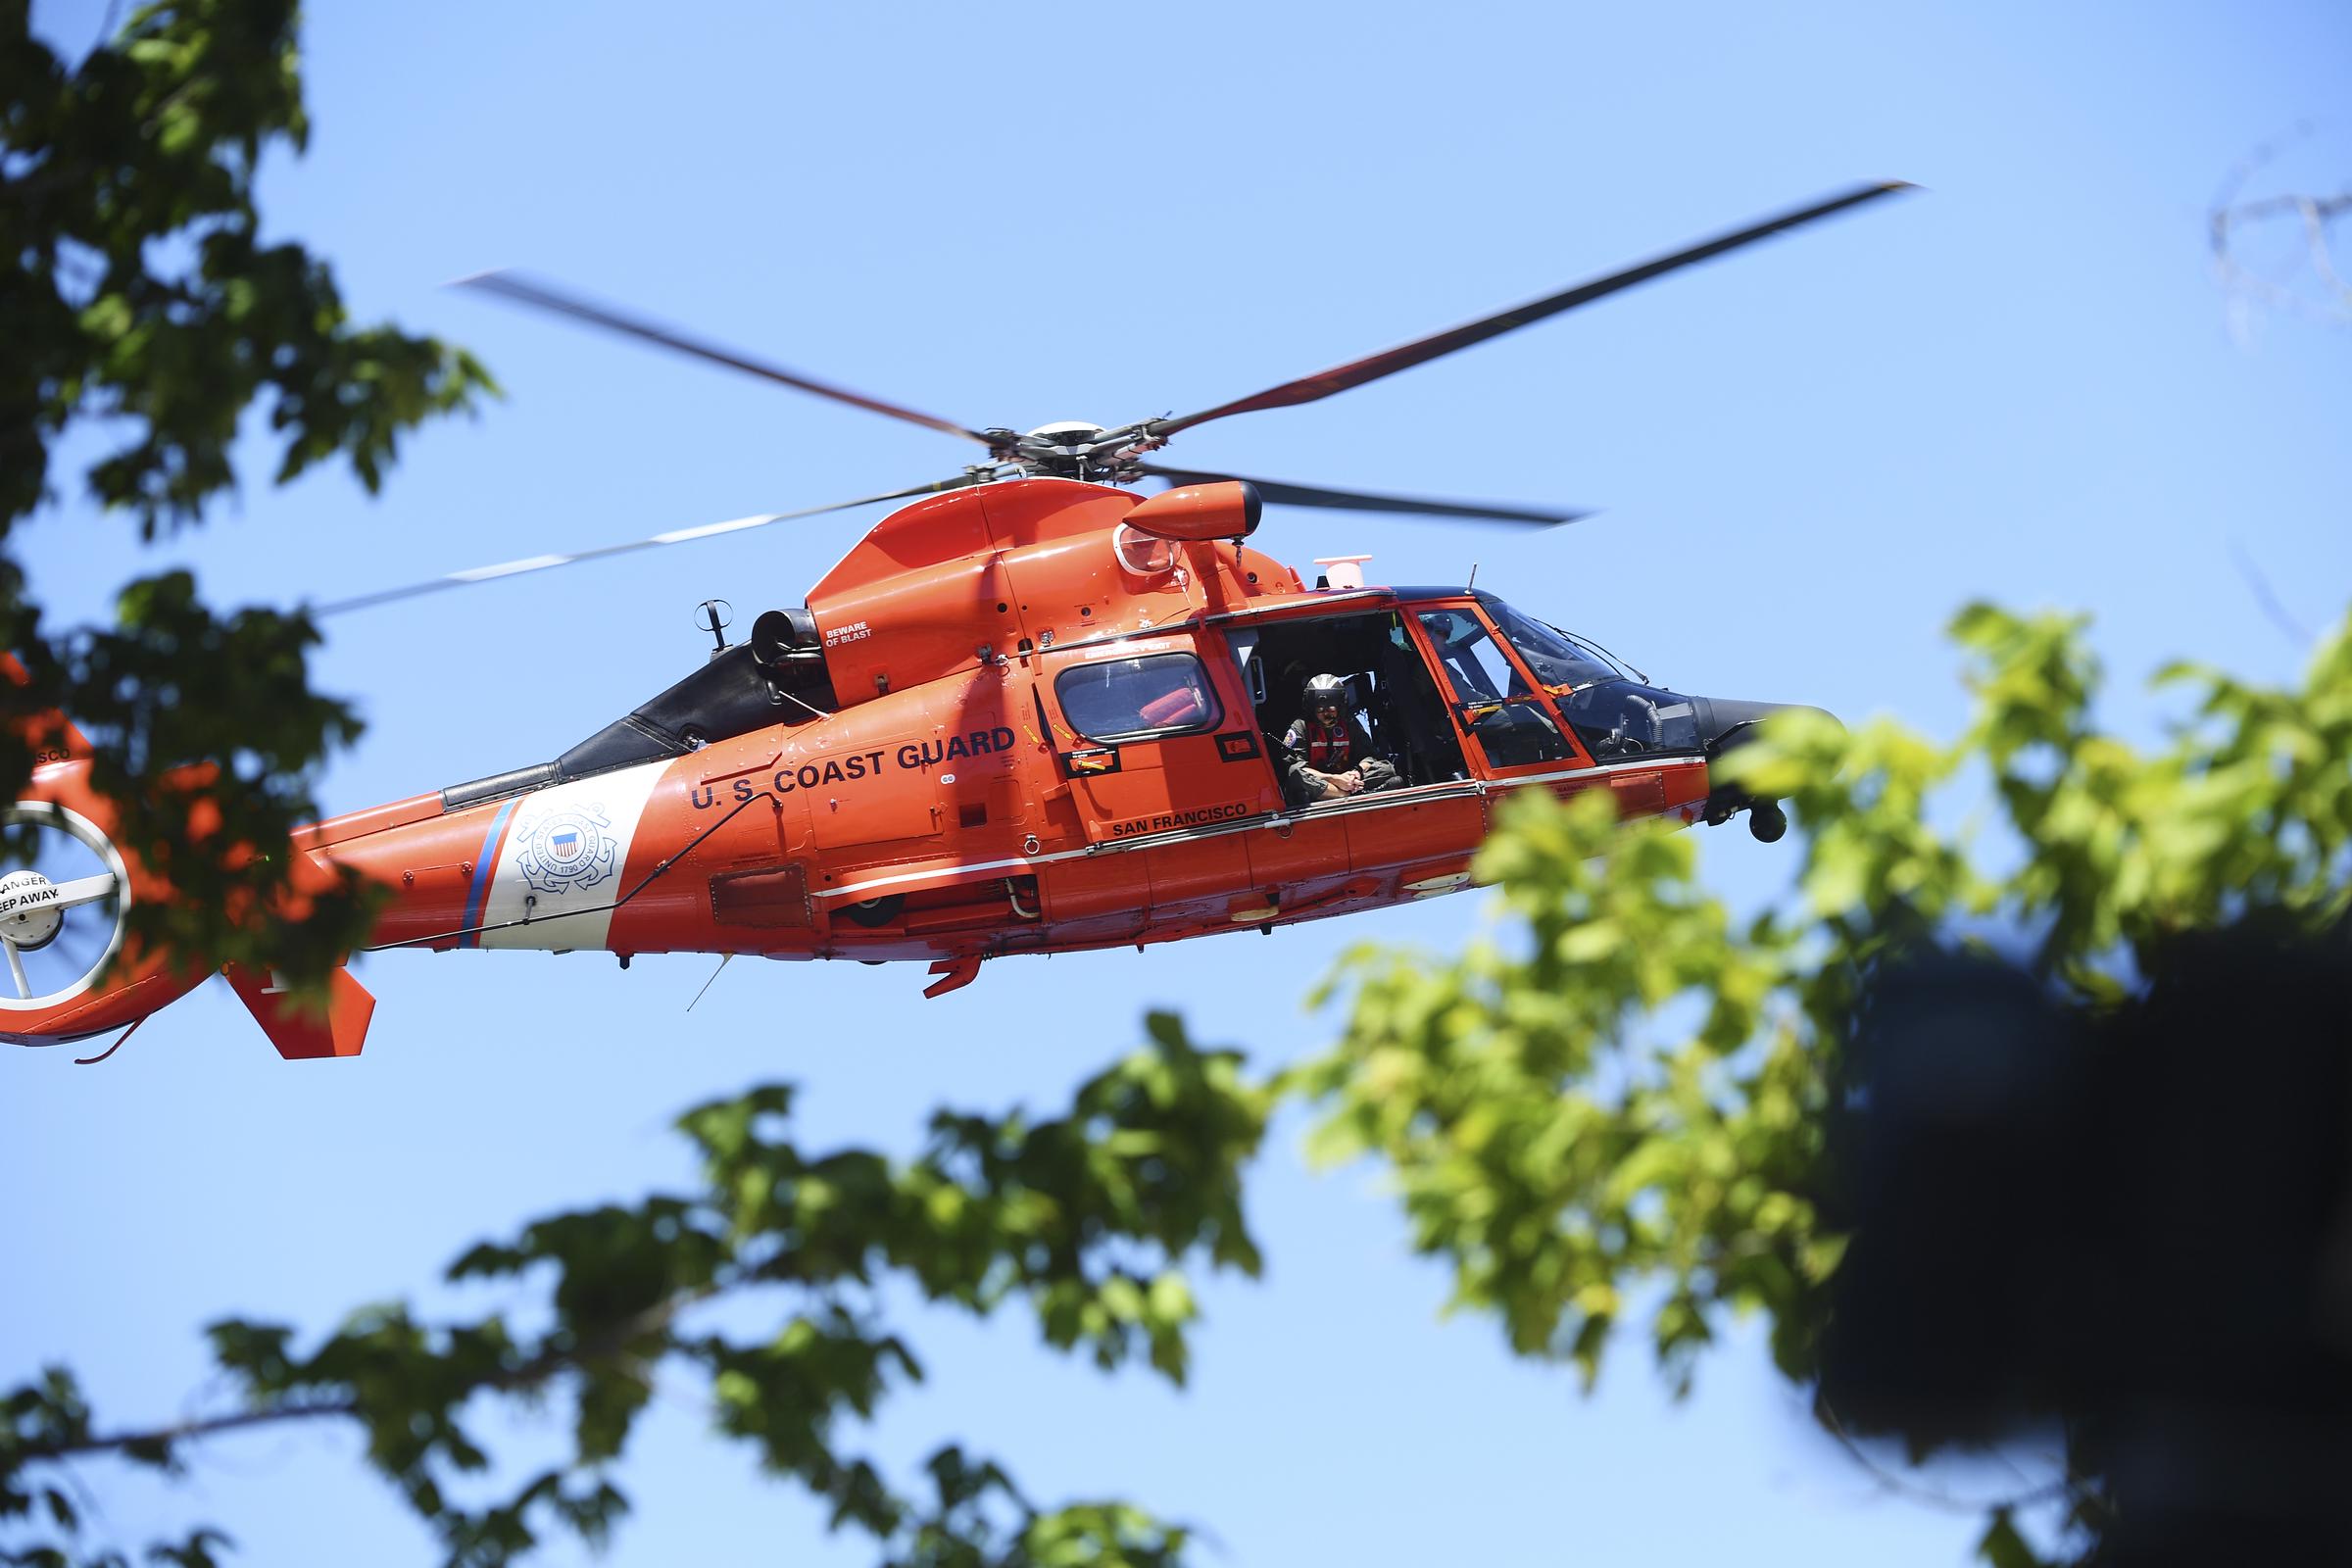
{"left": 459, "top": 797, "right": 522, "bottom": 949}
{"left": 476, "top": 763, "right": 666, "bottom": 951}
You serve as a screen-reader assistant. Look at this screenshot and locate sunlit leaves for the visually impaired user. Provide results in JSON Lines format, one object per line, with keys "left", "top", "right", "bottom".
{"left": 1299, "top": 601, "right": 2352, "bottom": 1406}
{"left": 874, "top": 1446, "right": 1190, "bottom": 1568}
{"left": 0, "top": 0, "right": 496, "bottom": 986}
{"left": 1293, "top": 788, "right": 1819, "bottom": 1389}
{"left": 2, "top": 567, "right": 380, "bottom": 984}
{"left": 3, "top": 0, "right": 493, "bottom": 537}
{"left": 683, "top": 1014, "right": 1265, "bottom": 1383}
{"left": 1951, "top": 605, "right": 2352, "bottom": 971}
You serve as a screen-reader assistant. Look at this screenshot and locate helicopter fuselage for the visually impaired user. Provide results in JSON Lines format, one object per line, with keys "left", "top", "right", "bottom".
{"left": 3, "top": 476, "right": 1796, "bottom": 1053}
{"left": 323, "top": 477, "right": 1747, "bottom": 998}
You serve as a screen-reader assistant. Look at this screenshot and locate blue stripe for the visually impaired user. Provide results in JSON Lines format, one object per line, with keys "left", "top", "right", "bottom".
{"left": 460, "top": 798, "right": 520, "bottom": 948}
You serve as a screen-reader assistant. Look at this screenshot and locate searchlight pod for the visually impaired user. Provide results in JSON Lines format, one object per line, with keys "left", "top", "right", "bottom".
{"left": 1116, "top": 480, "right": 1263, "bottom": 543}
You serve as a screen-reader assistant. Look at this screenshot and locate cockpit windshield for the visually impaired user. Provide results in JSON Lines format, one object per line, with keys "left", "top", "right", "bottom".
{"left": 1478, "top": 596, "right": 1635, "bottom": 691}
{"left": 1474, "top": 594, "right": 1702, "bottom": 758}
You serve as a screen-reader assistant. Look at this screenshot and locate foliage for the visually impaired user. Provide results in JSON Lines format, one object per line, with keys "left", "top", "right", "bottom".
{"left": 1290, "top": 603, "right": 2352, "bottom": 1559}
{"left": 7, "top": 608, "right": 2344, "bottom": 1564}
{"left": 8, "top": 11, "right": 2344, "bottom": 1568}
{"left": 1, "top": 1017, "right": 1262, "bottom": 1565}
{"left": 1, "top": 0, "right": 493, "bottom": 985}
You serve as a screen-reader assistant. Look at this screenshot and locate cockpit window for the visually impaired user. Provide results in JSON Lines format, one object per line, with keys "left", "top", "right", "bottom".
{"left": 1055, "top": 652, "right": 1221, "bottom": 741}
{"left": 1415, "top": 609, "right": 1574, "bottom": 768}
{"left": 1415, "top": 608, "right": 1531, "bottom": 701}
{"left": 1481, "top": 598, "right": 1628, "bottom": 691}
{"left": 1463, "top": 597, "right": 1705, "bottom": 760}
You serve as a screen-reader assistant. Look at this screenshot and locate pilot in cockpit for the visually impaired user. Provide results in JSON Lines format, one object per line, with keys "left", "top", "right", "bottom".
{"left": 1281, "top": 673, "right": 1401, "bottom": 806}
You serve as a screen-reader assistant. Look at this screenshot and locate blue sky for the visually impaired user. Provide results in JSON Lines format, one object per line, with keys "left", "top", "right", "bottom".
{"left": 7, "top": 2, "right": 2349, "bottom": 1564}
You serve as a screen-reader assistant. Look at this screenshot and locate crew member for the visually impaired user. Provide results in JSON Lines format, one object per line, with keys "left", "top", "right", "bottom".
{"left": 1282, "top": 673, "right": 1400, "bottom": 805}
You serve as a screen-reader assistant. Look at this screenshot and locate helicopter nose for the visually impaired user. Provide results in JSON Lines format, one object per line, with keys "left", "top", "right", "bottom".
{"left": 1690, "top": 696, "right": 1843, "bottom": 758}
{"left": 1690, "top": 697, "right": 1840, "bottom": 843}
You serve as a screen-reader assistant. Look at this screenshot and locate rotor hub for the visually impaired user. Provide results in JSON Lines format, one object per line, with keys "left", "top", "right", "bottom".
{"left": 0, "top": 802, "right": 130, "bottom": 1011}
{"left": 1025, "top": 420, "right": 1107, "bottom": 446}
{"left": 1011, "top": 420, "right": 1141, "bottom": 481}
{"left": 0, "top": 869, "right": 63, "bottom": 952}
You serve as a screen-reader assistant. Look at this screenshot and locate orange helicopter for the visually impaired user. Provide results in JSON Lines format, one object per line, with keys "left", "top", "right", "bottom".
{"left": 0, "top": 182, "right": 1908, "bottom": 1058}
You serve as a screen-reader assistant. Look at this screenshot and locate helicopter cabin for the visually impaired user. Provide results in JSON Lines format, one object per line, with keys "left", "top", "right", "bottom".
{"left": 781, "top": 477, "right": 1711, "bottom": 950}
{"left": 1013, "top": 578, "right": 1720, "bottom": 943}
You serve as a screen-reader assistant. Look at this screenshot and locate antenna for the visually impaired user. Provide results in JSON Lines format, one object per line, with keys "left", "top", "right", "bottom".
{"left": 695, "top": 598, "right": 733, "bottom": 660}
{"left": 688, "top": 953, "right": 732, "bottom": 1011}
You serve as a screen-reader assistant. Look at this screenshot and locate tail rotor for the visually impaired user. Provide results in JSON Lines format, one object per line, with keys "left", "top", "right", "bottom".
{"left": 0, "top": 803, "right": 129, "bottom": 1013}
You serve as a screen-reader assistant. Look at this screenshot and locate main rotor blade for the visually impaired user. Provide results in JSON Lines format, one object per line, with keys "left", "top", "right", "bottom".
{"left": 1138, "top": 465, "right": 1585, "bottom": 526}
{"left": 1152, "top": 180, "right": 1915, "bottom": 439}
{"left": 314, "top": 476, "right": 987, "bottom": 616}
{"left": 456, "top": 270, "right": 999, "bottom": 449}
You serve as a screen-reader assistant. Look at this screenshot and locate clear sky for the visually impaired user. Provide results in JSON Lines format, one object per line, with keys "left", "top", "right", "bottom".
{"left": 8, "top": 2, "right": 2350, "bottom": 1564}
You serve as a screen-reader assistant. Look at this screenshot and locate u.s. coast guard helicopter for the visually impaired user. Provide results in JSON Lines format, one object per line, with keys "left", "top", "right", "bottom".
{"left": 0, "top": 183, "right": 1906, "bottom": 1057}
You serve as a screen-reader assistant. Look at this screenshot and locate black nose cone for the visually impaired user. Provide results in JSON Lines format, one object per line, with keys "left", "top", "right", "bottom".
{"left": 1691, "top": 696, "right": 1843, "bottom": 757}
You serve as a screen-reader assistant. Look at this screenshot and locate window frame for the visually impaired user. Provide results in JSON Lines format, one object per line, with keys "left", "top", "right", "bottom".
{"left": 1051, "top": 650, "right": 1226, "bottom": 744}
{"left": 1410, "top": 604, "right": 1586, "bottom": 772}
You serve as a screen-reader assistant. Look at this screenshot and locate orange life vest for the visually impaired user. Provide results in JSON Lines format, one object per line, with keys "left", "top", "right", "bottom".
{"left": 1301, "top": 718, "right": 1350, "bottom": 767}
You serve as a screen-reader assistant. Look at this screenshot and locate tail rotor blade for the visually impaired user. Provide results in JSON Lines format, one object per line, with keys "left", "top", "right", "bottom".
{"left": 51, "top": 923, "right": 101, "bottom": 983}
{"left": 315, "top": 475, "right": 989, "bottom": 616}
{"left": 1138, "top": 465, "right": 1586, "bottom": 526}
{"left": 455, "top": 270, "right": 1001, "bottom": 450}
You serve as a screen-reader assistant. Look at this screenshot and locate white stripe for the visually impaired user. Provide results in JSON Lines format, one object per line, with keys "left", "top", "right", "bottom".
{"left": 478, "top": 761, "right": 670, "bottom": 951}
{"left": 651, "top": 514, "right": 785, "bottom": 546}
{"left": 813, "top": 756, "right": 1699, "bottom": 901}
{"left": 814, "top": 850, "right": 1087, "bottom": 901}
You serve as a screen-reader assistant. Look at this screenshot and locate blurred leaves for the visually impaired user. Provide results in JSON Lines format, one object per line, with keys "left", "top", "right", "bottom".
{"left": 1293, "top": 785, "right": 1826, "bottom": 1391}
{"left": 1, "top": 0, "right": 494, "bottom": 987}
{"left": 1298, "top": 603, "right": 2352, "bottom": 1398}
{"left": 1294, "top": 601, "right": 2351, "bottom": 1560}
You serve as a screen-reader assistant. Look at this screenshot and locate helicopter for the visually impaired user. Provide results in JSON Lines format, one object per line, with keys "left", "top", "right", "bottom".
{"left": 0, "top": 182, "right": 1908, "bottom": 1058}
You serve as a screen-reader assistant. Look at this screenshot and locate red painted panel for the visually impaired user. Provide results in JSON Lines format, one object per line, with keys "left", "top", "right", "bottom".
{"left": 1145, "top": 834, "right": 1253, "bottom": 925}
{"left": 1040, "top": 854, "right": 1148, "bottom": 944}
{"left": 1342, "top": 791, "right": 1485, "bottom": 877}
{"left": 1245, "top": 813, "right": 1349, "bottom": 900}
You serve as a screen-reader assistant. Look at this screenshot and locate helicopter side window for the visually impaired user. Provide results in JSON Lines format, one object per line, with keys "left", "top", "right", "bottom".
{"left": 1054, "top": 653, "right": 1222, "bottom": 742}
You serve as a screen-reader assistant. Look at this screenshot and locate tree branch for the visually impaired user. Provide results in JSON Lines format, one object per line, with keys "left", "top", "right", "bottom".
{"left": 14, "top": 1396, "right": 359, "bottom": 1466}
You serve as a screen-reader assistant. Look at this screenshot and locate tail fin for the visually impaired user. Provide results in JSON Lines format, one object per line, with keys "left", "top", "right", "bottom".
{"left": 6, "top": 661, "right": 383, "bottom": 1058}
{"left": 223, "top": 963, "right": 376, "bottom": 1059}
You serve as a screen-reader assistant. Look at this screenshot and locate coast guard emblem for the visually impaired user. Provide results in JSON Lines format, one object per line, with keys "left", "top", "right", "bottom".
{"left": 514, "top": 801, "right": 618, "bottom": 896}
